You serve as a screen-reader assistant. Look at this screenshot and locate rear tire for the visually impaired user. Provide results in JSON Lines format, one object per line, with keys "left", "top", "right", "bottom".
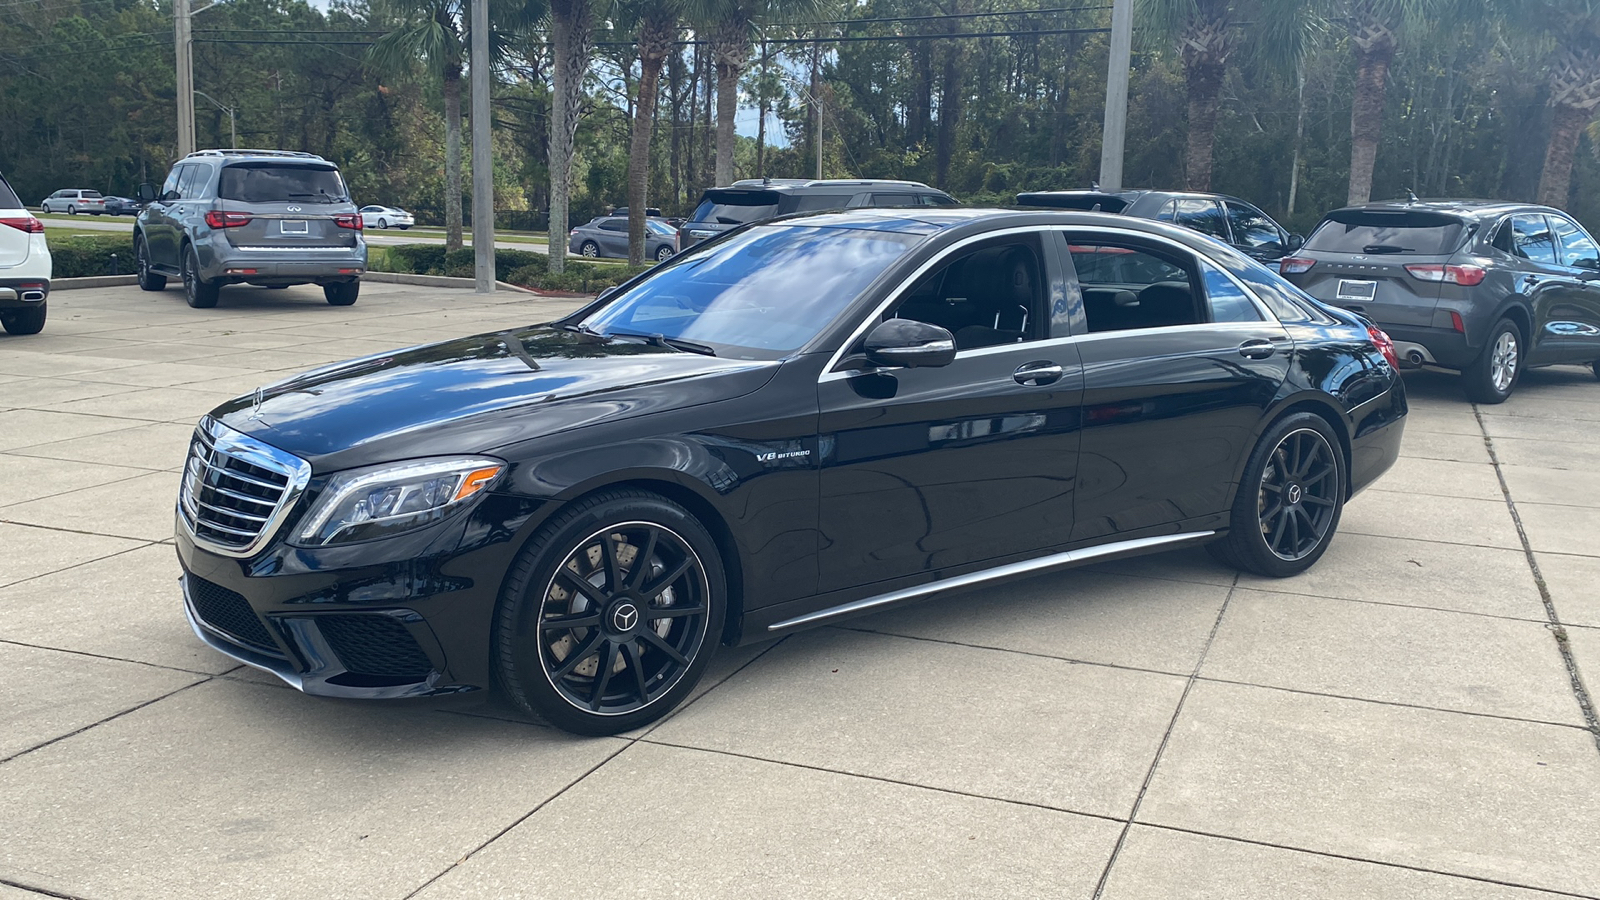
{"left": 324, "top": 281, "right": 359, "bottom": 306}
{"left": 377, "top": 218, "right": 388, "bottom": 229}
{"left": 67, "top": 205, "right": 76, "bottom": 215}
{"left": 494, "top": 489, "right": 726, "bottom": 736}
{"left": 1463, "top": 318, "right": 1522, "bottom": 404}
{"left": 1208, "top": 412, "right": 1347, "bottom": 578}
{"left": 136, "top": 235, "right": 166, "bottom": 291}
{"left": 581, "top": 241, "right": 599, "bottom": 258}
{"left": 182, "top": 245, "right": 219, "bottom": 309}
{"left": 1591, "top": 360, "right": 1600, "bottom": 381}
{"left": 0, "top": 301, "right": 46, "bottom": 335}
{"left": 655, "top": 245, "right": 674, "bottom": 262}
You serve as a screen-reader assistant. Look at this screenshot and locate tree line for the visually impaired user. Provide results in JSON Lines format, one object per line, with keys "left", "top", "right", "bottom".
{"left": 4, "top": 0, "right": 1600, "bottom": 270}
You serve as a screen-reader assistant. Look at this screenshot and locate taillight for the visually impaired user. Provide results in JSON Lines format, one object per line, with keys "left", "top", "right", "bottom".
{"left": 1404, "top": 263, "right": 1486, "bottom": 286}
{"left": 1368, "top": 325, "right": 1400, "bottom": 369}
{"left": 0, "top": 216, "right": 44, "bottom": 233}
{"left": 204, "top": 210, "right": 251, "bottom": 228}
{"left": 1279, "top": 257, "right": 1315, "bottom": 275}
{"left": 333, "top": 213, "right": 363, "bottom": 230}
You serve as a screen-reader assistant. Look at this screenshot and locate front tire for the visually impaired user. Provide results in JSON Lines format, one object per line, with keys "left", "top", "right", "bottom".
{"left": 1208, "top": 412, "right": 1347, "bottom": 578}
{"left": 580, "top": 241, "right": 600, "bottom": 258}
{"left": 1, "top": 301, "right": 46, "bottom": 335}
{"left": 182, "top": 245, "right": 219, "bottom": 308}
{"left": 1463, "top": 318, "right": 1522, "bottom": 404}
{"left": 324, "top": 281, "right": 359, "bottom": 306}
{"left": 136, "top": 235, "right": 166, "bottom": 291}
{"left": 494, "top": 490, "right": 726, "bottom": 736}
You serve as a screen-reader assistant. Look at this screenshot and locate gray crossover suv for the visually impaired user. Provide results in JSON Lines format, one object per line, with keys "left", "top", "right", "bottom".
{"left": 135, "top": 149, "right": 367, "bottom": 308}
{"left": 1282, "top": 199, "right": 1600, "bottom": 402}
{"left": 677, "top": 178, "right": 957, "bottom": 250}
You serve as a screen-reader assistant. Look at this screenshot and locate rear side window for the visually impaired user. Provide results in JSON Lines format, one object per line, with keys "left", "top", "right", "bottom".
{"left": 1214, "top": 250, "right": 1337, "bottom": 325}
{"left": 783, "top": 193, "right": 854, "bottom": 213}
{"left": 1304, "top": 210, "right": 1466, "bottom": 255}
{"left": 174, "top": 165, "right": 203, "bottom": 199}
{"left": 919, "top": 194, "right": 958, "bottom": 207}
{"left": 869, "top": 193, "right": 917, "bottom": 208}
{"left": 1068, "top": 242, "right": 1201, "bottom": 333}
{"left": 1201, "top": 261, "right": 1262, "bottom": 322}
{"left": 0, "top": 175, "right": 21, "bottom": 209}
{"left": 218, "top": 164, "right": 348, "bottom": 204}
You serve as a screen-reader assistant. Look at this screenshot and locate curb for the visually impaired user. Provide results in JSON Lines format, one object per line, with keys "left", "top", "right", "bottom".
{"left": 51, "top": 275, "right": 139, "bottom": 290}
{"left": 362, "top": 272, "right": 538, "bottom": 294}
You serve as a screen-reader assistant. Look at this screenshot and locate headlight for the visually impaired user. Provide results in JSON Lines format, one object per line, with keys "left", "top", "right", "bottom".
{"left": 293, "top": 457, "right": 505, "bottom": 547}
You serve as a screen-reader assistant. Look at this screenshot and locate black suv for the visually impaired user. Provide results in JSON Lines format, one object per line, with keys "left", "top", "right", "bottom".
{"left": 1016, "top": 189, "right": 1303, "bottom": 262}
{"left": 1281, "top": 199, "right": 1600, "bottom": 402}
{"left": 677, "top": 178, "right": 957, "bottom": 250}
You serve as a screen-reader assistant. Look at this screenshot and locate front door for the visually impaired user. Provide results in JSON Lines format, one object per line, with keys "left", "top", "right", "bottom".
{"left": 1537, "top": 214, "right": 1600, "bottom": 364}
{"left": 1061, "top": 231, "right": 1292, "bottom": 541}
{"left": 817, "top": 232, "right": 1083, "bottom": 592}
{"left": 145, "top": 164, "right": 187, "bottom": 269}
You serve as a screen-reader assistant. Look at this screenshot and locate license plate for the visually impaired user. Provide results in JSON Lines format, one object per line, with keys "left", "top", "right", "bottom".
{"left": 280, "top": 219, "right": 308, "bottom": 234}
{"left": 1336, "top": 279, "right": 1377, "bottom": 301}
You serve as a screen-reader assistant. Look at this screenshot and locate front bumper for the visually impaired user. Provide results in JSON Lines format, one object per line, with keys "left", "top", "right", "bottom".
{"left": 175, "top": 492, "right": 540, "bottom": 700}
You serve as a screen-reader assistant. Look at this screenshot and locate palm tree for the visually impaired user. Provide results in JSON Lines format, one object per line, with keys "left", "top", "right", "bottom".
{"left": 547, "top": 0, "right": 599, "bottom": 274}
{"left": 617, "top": 0, "right": 681, "bottom": 265}
{"left": 1533, "top": 2, "right": 1600, "bottom": 207}
{"left": 1139, "top": 0, "right": 1237, "bottom": 191}
{"left": 1340, "top": 0, "right": 1444, "bottom": 205}
{"left": 369, "top": 0, "right": 534, "bottom": 252}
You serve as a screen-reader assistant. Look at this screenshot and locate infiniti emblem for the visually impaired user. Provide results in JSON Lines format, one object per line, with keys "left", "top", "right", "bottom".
{"left": 286, "top": 205, "right": 302, "bottom": 212}
{"left": 1287, "top": 484, "right": 1303, "bottom": 505}
{"left": 612, "top": 602, "right": 639, "bottom": 631}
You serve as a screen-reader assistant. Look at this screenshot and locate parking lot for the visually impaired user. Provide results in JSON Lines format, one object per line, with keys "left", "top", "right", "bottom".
{"left": 2, "top": 281, "right": 1598, "bottom": 899}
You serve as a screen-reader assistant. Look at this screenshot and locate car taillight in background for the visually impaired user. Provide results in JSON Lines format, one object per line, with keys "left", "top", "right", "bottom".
{"left": 1367, "top": 325, "right": 1400, "bottom": 369}
{"left": 204, "top": 211, "right": 252, "bottom": 228}
{"left": 333, "top": 214, "right": 363, "bottom": 230}
{"left": 0, "top": 216, "right": 45, "bottom": 233}
{"left": 1403, "top": 263, "right": 1486, "bottom": 286}
{"left": 1279, "top": 257, "right": 1316, "bottom": 275}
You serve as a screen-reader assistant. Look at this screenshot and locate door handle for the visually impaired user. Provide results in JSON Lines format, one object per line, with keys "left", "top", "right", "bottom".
{"left": 1238, "top": 339, "right": 1276, "bottom": 359}
{"left": 1014, "top": 361, "right": 1064, "bottom": 386}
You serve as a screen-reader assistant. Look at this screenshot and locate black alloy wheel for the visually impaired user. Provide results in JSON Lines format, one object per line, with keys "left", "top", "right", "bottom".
{"left": 1209, "top": 412, "right": 1346, "bottom": 577}
{"left": 136, "top": 235, "right": 166, "bottom": 291}
{"left": 182, "top": 245, "right": 220, "bottom": 308}
{"left": 580, "top": 241, "right": 600, "bottom": 258}
{"left": 496, "top": 490, "right": 724, "bottom": 735}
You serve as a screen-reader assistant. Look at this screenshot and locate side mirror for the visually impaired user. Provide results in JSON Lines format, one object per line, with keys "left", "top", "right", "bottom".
{"left": 1286, "top": 233, "right": 1305, "bottom": 252}
{"left": 861, "top": 318, "right": 956, "bottom": 369}
{"left": 596, "top": 286, "right": 620, "bottom": 303}
{"left": 136, "top": 182, "right": 157, "bottom": 203}
{"left": 1576, "top": 257, "right": 1600, "bottom": 270}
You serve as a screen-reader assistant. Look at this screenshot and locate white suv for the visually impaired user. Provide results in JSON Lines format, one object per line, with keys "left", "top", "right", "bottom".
{"left": 41, "top": 189, "right": 106, "bottom": 215}
{"left": 0, "top": 171, "right": 50, "bottom": 335}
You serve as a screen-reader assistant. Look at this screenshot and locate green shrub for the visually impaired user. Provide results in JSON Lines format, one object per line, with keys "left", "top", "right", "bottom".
{"left": 47, "top": 233, "right": 137, "bottom": 278}
{"left": 375, "top": 243, "right": 648, "bottom": 293}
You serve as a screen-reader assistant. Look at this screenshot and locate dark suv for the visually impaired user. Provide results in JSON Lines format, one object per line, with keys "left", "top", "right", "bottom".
{"left": 135, "top": 149, "right": 366, "bottom": 308}
{"left": 677, "top": 178, "right": 957, "bottom": 250}
{"left": 1016, "top": 189, "right": 1303, "bottom": 262}
{"left": 1281, "top": 199, "right": 1600, "bottom": 402}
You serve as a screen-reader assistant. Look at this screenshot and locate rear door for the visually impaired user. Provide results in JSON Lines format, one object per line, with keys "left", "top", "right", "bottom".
{"left": 1288, "top": 209, "right": 1467, "bottom": 329}
{"left": 1539, "top": 214, "right": 1600, "bottom": 363}
{"left": 597, "top": 217, "right": 629, "bottom": 256}
{"left": 1063, "top": 232, "right": 1291, "bottom": 541}
{"left": 215, "top": 163, "right": 358, "bottom": 252}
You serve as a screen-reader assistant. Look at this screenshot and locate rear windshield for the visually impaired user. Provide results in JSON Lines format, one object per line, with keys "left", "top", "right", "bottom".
{"left": 1015, "top": 192, "right": 1132, "bottom": 213}
{"left": 82, "top": 190, "right": 102, "bottom": 198}
{"left": 0, "top": 176, "right": 20, "bottom": 209}
{"left": 1305, "top": 210, "right": 1466, "bottom": 255}
{"left": 218, "top": 164, "right": 348, "bottom": 204}
{"left": 690, "top": 190, "right": 780, "bottom": 225}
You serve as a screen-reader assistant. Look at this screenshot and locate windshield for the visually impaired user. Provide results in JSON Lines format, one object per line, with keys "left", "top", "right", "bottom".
{"left": 219, "top": 164, "right": 348, "bottom": 204}
{"left": 579, "top": 225, "right": 920, "bottom": 359}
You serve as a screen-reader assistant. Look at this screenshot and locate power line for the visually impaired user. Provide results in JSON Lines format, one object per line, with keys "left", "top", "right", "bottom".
{"left": 773, "top": 4, "right": 1112, "bottom": 29}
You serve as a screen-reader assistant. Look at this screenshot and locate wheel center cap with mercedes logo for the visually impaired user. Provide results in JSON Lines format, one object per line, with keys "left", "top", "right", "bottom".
{"left": 611, "top": 602, "right": 640, "bottom": 632}
{"left": 1286, "top": 483, "right": 1303, "bottom": 505}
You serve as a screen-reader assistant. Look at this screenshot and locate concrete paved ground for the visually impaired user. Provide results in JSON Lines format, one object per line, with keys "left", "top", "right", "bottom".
{"left": 1, "top": 282, "right": 1597, "bottom": 899}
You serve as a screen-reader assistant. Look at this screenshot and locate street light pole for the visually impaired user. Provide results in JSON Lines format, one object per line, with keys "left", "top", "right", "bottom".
{"left": 1098, "top": 0, "right": 1134, "bottom": 191}
{"left": 193, "top": 89, "right": 235, "bottom": 149}
{"left": 469, "top": 0, "right": 494, "bottom": 294}
{"left": 175, "top": 0, "right": 195, "bottom": 157}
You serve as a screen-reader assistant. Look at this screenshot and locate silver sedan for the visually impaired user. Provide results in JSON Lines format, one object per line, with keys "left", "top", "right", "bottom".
{"left": 568, "top": 216, "right": 677, "bottom": 261}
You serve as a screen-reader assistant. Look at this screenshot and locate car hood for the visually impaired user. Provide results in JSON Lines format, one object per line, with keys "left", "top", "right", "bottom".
{"left": 210, "top": 327, "right": 781, "bottom": 472}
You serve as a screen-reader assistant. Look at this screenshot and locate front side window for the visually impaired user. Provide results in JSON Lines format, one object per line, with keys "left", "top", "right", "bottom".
{"left": 890, "top": 236, "right": 1046, "bottom": 350}
{"left": 1171, "top": 198, "right": 1230, "bottom": 240}
{"left": 919, "top": 194, "right": 959, "bottom": 207}
{"left": 1550, "top": 215, "right": 1599, "bottom": 268}
{"left": 1069, "top": 241, "right": 1200, "bottom": 332}
{"left": 218, "top": 164, "right": 348, "bottom": 203}
{"left": 1511, "top": 214, "right": 1558, "bottom": 265}
{"left": 160, "top": 166, "right": 183, "bottom": 198}
{"left": 580, "top": 225, "right": 919, "bottom": 359}
{"left": 1225, "top": 202, "right": 1282, "bottom": 251}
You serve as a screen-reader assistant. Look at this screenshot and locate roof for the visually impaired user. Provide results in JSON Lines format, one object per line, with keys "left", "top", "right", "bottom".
{"left": 184, "top": 149, "right": 330, "bottom": 164}
{"left": 721, "top": 178, "right": 939, "bottom": 192}
{"left": 758, "top": 206, "right": 1218, "bottom": 242}
{"left": 1330, "top": 198, "right": 1544, "bottom": 219}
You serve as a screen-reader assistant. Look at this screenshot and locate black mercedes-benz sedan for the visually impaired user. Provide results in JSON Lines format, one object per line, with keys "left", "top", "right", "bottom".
{"left": 175, "top": 208, "right": 1407, "bottom": 734}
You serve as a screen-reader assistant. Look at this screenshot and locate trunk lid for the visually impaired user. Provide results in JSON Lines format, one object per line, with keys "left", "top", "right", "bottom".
{"left": 1285, "top": 208, "right": 1470, "bottom": 327}
{"left": 215, "top": 162, "right": 359, "bottom": 250}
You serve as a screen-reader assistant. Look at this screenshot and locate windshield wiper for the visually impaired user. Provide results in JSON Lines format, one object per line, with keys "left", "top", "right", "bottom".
{"left": 1361, "top": 244, "right": 1413, "bottom": 254}
{"left": 558, "top": 321, "right": 606, "bottom": 341}
{"left": 604, "top": 329, "right": 717, "bottom": 356}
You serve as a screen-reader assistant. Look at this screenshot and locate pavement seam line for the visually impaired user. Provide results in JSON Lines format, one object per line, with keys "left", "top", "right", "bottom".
{"left": 0, "top": 876, "right": 94, "bottom": 900}
{"left": 1090, "top": 572, "right": 1238, "bottom": 899}
{"left": 0, "top": 468, "right": 174, "bottom": 511}
{"left": 1138, "top": 821, "right": 1600, "bottom": 900}
{"left": 1474, "top": 405, "right": 1600, "bottom": 751}
{"left": 0, "top": 638, "right": 233, "bottom": 678}
{"left": 0, "top": 539, "right": 163, "bottom": 591}
{"left": 0, "top": 677, "right": 209, "bottom": 766}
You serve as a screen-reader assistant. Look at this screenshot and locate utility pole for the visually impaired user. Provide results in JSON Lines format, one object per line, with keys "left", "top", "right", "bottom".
{"left": 470, "top": 0, "right": 494, "bottom": 294}
{"left": 1098, "top": 0, "right": 1134, "bottom": 191}
{"left": 811, "top": 39, "right": 822, "bottom": 180}
{"left": 175, "top": 0, "right": 195, "bottom": 157}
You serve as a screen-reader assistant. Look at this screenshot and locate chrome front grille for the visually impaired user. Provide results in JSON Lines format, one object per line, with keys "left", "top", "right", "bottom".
{"left": 178, "top": 416, "right": 311, "bottom": 557}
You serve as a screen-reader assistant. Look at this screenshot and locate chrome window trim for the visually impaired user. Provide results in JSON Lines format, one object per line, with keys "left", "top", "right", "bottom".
{"left": 178, "top": 416, "right": 312, "bottom": 559}
{"left": 818, "top": 224, "right": 1282, "bottom": 383}
{"left": 768, "top": 530, "right": 1215, "bottom": 631}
